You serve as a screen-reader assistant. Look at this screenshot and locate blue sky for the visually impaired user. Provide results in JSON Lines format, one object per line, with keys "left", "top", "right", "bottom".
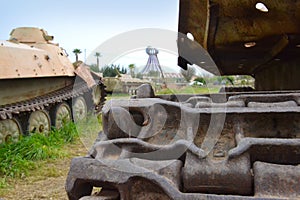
{"left": 0, "top": 0, "right": 179, "bottom": 68}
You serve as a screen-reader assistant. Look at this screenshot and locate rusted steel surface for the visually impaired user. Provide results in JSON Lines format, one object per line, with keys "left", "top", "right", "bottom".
{"left": 75, "top": 62, "right": 97, "bottom": 88}
{"left": 66, "top": 85, "right": 300, "bottom": 199}
{"left": 0, "top": 27, "right": 75, "bottom": 79}
{"left": 0, "top": 77, "right": 73, "bottom": 105}
{"left": 103, "top": 75, "right": 150, "bottom": 94}
{"left": 254, "top": 162, "right": 300, "bottom": 198}
{"left": 178, "top": 0, "right": 300, "bottom": 89}
{"left": 0, "top": 81, "right": 92, "bottom": 120}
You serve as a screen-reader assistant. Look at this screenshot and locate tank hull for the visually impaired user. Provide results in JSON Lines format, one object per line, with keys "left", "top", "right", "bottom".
{"left": 104, "top": 77, "right": 149, "bottom": 94}
{"left": 0, "top": 77, "right": 74, "bottom": 105}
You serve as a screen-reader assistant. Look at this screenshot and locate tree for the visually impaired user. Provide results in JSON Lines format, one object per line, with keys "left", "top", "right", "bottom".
{"left": 225, "top": 76, "right": 234, "bottom": 85}
{"left": 73, "top": 49, "right": 82, "bottom": 62}
{"left": 194, "top": 77, "right": 206, "bottom": 85}
{"left": 180, "top": 66, "right": 196, "bottom": 82}
{"left": 100, "top": 64, "right": 127, "bottom": 77}
{"left": 148, "top": 70, "right": 160, "bottom": 77}
{"left": 89, "top": 64, "right": 100, "bottom": 73}
{"left": 136, "top": 73, "right": 143, "bottom": 79}
{"left": 214, "top": 76, "right": 235, "bottom": 85}
{"left": 128, "top": 64, "right": 135, "bottom": 78}
{"left": 120, "top": 66, "right": 127, "bottom": 74}
{"left": 94, "top": 52, "right": 102, "bottom": 69}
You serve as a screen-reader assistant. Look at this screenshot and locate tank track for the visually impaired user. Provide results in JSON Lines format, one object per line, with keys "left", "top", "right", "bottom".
{"left": 0, "top": 81, "right": 106, "bottom": 120}
{"left": 66, "top": 84, "right": 300, "bottom": 200}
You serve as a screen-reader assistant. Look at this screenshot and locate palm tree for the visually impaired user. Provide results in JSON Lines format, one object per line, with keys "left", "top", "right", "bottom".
{"left": 128, "top": 64, "right": 135, "bottom": 78}
{"left": 73, "top": 49, "right": 82, "bottom": 62}
{"left": 94, "top": 52, "right": 102, "bottom": 68}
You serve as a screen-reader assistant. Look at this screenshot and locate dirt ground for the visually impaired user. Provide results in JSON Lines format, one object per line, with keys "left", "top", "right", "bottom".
{"left": 0, "top": 141, "right": 88, "bottom": 200}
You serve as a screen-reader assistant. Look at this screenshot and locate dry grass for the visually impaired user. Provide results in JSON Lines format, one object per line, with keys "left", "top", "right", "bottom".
{"left": 0, "top": 140, "right": 88, "bottom": 200}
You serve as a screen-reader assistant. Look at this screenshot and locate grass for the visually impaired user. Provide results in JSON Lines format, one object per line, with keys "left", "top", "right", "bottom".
{"left": 106, "top": 85, "right": 220, "bottom": 98}
{"left": 107, "top": 93, "right": 130, "bottom": 98}
{"left": 0, "top": 139, "right": 88, "bottom": 199}
{"left": 156, "top": 85, "right": 220, "bottom": 95}
{"left": 76, "top": 113, "right": 103, "bottom": 149}
{"left": 0, "top": 122, "right": 79, "bottom": 188}
{"left": 0, "top": 86, "right": 218, "bottom": 189}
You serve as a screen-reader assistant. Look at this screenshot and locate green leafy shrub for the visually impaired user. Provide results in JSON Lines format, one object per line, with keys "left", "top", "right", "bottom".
{"left": 0, "top": 122, "right": 78, "bottom": 182}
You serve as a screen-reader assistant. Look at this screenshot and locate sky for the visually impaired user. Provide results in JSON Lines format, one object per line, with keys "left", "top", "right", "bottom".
{"left": 0, "top": 0, "right": 180, "bottom": 71}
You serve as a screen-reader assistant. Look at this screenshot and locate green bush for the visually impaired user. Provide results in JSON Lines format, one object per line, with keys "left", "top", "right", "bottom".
{"left": 0, "top": 122, "right": 78, "bottom": 182}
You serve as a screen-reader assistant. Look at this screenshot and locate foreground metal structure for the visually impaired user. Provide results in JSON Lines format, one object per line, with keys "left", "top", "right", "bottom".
{"left": 178, "top": 0, "right": 300, "bottom": 90}
{"left": 66, "top": 0, "right": 300, "bottom": 199}
{"left": 66, "top": 87, "right": 300, "bottom": 199}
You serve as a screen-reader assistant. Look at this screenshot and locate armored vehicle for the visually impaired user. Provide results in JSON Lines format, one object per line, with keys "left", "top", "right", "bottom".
{"left": 104, "top": 74, "right": 149, "bottom": 94}
{"left": 66, "top": 0, "right": 300, "bottom": 199}
{"left": 0, "top": 27, "right": 105, "bottom": 144}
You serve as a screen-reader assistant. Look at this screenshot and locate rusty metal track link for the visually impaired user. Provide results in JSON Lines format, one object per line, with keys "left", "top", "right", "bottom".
{"left": 0, "top": 82, "right": 106, "bottom": 120}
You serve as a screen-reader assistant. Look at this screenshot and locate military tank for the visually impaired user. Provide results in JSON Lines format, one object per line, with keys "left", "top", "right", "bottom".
{"left": 66, "top": 0, "right": 300, "bottom": 199}
{"left": 104, "top": 74, "right": 149, "bottom": 95}
{"left": 0, "top": 27, "right": 106, "bottom": 144}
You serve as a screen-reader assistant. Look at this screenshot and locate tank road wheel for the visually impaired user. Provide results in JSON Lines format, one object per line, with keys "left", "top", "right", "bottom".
{"left": 28, "top": 110, "right": 51, "bottom": 134}
{"left": 72, "top": 96, "right": 87, "bottom": 122}
{"left": 51, "top": 103, "right": 72, "bottom": 129}
{"left": 0, "top": 118, "right": 22, "bottom": 144}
